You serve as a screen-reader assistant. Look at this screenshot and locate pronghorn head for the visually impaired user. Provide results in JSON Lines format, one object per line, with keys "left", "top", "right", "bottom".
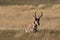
{"left": 33, "top": 12, "right": 43, "bottom": 25}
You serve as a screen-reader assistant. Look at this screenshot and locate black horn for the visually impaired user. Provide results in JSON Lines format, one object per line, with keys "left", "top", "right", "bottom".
{"left": 39, "top": 12, "right": 43, "bottom": 18}
{"left": 34, "top": 11, "right": 36, "bottom": 17}
{"left": 33, "top": 11, "right": 36, "bottom": 17}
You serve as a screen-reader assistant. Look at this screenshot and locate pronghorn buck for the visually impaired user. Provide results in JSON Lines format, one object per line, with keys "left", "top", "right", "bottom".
{"left": 25, "top": 12, "right": 43, "bottom": 33}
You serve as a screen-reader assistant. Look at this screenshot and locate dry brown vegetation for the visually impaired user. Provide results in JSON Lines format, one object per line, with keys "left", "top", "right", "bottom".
{"left": 0, "top": 0, "right": 60, "bottom": 40}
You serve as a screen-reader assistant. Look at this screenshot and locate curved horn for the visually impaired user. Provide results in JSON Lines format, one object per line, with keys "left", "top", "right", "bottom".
{"left": 39, "top": 12, "right": 43, "bottom": 18}
{"left": 41, "top": 12, "right": 43, "bottom": 17}
{"left": 33, "top": 11, "right": 36, "bottom": 17}
{"left": 35, "top": 11, "right": 36, "bottom": 17}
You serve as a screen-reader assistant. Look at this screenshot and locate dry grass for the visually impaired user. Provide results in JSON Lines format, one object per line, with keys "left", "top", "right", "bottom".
{"left": 0, "top": 4, "right": 60, "bottom": 40}
{"left": 0, "top": 30, "right": 60, "bottom": 40}
{"left": 0, "top": 4, "right": 60, "bottom": 30}
{"left": 0, "top": 0, "right": 60, "bottom": 40}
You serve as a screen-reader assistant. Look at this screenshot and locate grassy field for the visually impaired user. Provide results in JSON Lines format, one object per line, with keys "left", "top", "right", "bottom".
{"left": 0, "top": 0, "right": 60, "bottom": 40}
{"left": 0, "top": 30, "right": 60, "bottom": 40}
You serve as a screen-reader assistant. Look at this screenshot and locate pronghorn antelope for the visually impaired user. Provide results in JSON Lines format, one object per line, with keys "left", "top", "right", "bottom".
{"left": 25, "top": 12, "right": 43, "bottom": 33}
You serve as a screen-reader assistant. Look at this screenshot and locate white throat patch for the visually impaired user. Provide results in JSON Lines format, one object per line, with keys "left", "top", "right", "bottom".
{"left": 35, "top": 21, "right": 38, "bottom": 25}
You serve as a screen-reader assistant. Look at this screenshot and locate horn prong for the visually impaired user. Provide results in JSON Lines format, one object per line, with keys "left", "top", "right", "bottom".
{"left": 40, "top": 12, "right": 43, "bottom": 18}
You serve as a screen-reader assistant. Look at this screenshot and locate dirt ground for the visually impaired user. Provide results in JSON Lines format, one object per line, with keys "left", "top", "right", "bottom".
{"left": 0, "top": 0, "right": 60, "bottom": 40}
